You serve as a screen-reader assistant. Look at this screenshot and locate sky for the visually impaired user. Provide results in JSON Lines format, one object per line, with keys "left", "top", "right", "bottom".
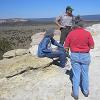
{"left": 0, "top": 0, "right": 100, "bottom": 19}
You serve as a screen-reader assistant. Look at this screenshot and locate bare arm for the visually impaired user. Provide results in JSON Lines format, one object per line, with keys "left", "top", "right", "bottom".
{"left": 90, "top": 45, "right": 94, "bottom": 49}
{"left": 88, "top": 32, "right": 95, "bottom": 49}
{"left": 55, "top": 19, "right": 61, "bottom": 28}
{"left": 55, "top": 16, "right": 63, "bottom": 28}
{"left": 65, "top": 47, "right": 69, "bottom": 52}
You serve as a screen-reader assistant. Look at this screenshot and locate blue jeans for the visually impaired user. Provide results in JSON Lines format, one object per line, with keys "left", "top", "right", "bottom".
{"left": 45, "top": 48, "right": 66, "bottom": 68}
{"left": 70, "top": 52, "right": 91, "bottom": 96}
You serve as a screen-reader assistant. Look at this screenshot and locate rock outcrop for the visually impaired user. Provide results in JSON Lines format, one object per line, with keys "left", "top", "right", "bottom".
{"left": 0, "top": 25, "right": 100, "bottom": 100}
{"left": 3, "top": 49, "right": 28, "bottom": 58}
{"left": 0, "top": 49, "right": 71, "bottom": 100}
{"left": 0, "top": 29, "right": 72, "bottom": 100}
{"left": 86, "top": 24, "right": 100, "bottom": 34}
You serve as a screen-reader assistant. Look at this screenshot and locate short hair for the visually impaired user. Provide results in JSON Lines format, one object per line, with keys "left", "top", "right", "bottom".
{"left": 44, "top": 28, "right": 55, "bottom": 37}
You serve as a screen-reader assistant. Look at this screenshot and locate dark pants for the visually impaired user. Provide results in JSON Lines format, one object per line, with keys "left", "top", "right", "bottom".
{"left": 45, "top": 48, "right": 67, "bottom": 68}
{"left": 60, "top": 27, "right": 71, "bottom": 45}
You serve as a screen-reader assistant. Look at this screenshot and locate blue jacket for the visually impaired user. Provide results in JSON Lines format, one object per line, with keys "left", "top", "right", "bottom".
{"left": 38, "top": 35, "right": 64, "bottom": 57}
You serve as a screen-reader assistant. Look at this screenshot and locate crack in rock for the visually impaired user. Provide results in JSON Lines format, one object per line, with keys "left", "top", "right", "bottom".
{"left": 6, "top": 62, "right": 53, "bottom": 79}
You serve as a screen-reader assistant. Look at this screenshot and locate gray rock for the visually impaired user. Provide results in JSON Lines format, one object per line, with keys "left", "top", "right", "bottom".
{"left": 0, "top": 65, "right": 71, "bottom": 100}
{"left": 30, "top": 32, "right": 45, "bottom": 46}
{"left": 3, "top": 49, "right": 28, "bottom": 58}
{"left": 0, "top": 53, "right": 53, "bottom": 79}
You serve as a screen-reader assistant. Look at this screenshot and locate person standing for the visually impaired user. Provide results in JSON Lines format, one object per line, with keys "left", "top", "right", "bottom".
{"left": 64, "top": 22, "right": 94, "bottom": 100}
{"left": 55, "top": 6, "right": 74, "bottom": 45}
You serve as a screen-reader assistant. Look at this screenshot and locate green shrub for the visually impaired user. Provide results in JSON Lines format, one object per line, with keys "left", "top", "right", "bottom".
{"left": 0, "top": 38, "right": 12, "bottom": 59}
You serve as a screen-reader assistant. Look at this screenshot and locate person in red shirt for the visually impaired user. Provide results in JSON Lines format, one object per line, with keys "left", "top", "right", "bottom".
{"left": 64, "top": 22, "right": 94, "bottom": 100}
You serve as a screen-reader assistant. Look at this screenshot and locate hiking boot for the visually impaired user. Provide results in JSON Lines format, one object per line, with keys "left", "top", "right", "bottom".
{"left": 71, "top": 93, "right": 79, "bottom": 100}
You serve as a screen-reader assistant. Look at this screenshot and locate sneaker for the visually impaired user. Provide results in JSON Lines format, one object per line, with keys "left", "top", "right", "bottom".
{"left": 71, "top": 93, "right": 78, "bottom": 100}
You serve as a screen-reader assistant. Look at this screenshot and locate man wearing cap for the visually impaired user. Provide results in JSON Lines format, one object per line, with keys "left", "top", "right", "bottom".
{"left": 38, "top": 28, "right": 67, "bottom": 68}
{"left": 64, "top": 22, "right": 94, "bottom": 100}
{"left": 55, "top": 6, "right": 74, "bottom": 45}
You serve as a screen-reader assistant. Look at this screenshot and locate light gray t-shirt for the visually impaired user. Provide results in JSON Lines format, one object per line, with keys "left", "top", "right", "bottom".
{"left": 56, "top": 13, "right": 74, "bottom": 27}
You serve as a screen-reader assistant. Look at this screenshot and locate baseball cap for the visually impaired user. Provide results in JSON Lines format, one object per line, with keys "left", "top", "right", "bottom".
{"left": 66, "top": 6, "right": 74, "bottom": 11}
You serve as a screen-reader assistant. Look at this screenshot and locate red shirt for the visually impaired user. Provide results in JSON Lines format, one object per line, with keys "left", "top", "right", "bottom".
{"left": 64, "top": 27, "right": 94, "bottom": 52}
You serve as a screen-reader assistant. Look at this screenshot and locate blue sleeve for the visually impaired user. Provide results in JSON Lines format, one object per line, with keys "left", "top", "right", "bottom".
{"left": 42, "top": 38, "right": 52, "bottom": 53}
{"left": 51, "top": 38, "right": 64, "bottom": 48}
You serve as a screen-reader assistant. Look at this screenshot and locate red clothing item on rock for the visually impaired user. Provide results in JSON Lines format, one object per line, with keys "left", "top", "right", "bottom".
{"left": 64, "top": 27, "right": 94, "bottom": 52}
